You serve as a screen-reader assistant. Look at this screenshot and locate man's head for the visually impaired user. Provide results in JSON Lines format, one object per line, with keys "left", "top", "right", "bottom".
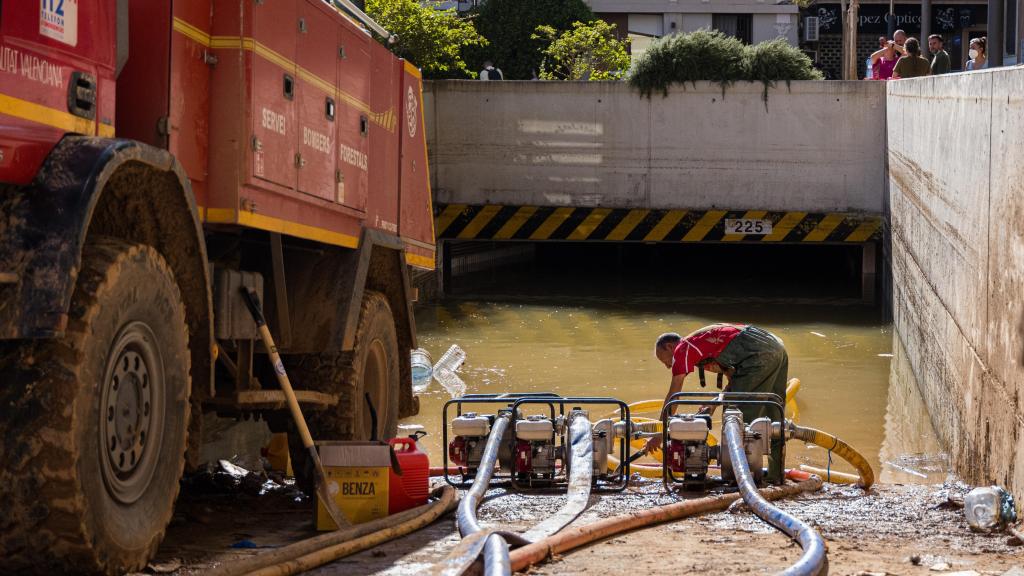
{"left": 483, "top": 60, "right": 494, "bottom": 69}
{"left": 894, "top": 30, "right": 907, "bottom": 45}
{"left": 654, "top": 332, "right": 681, "bottom": 369}
{"left": 928, "top": 34, "right": 944, "bottom": 54}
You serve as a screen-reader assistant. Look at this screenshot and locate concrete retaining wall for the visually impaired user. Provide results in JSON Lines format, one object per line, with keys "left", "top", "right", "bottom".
{"left": 887, "top": 68, "right": 1024, "bottom": 499}
{"left": 424, "top": 80, "right": 886, "bottom": 214}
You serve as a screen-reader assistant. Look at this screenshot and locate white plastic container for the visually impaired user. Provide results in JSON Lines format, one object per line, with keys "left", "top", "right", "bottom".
{"left": 451, "top": 413, "right": 490, "bottom": 437}
{"left": 410, "top": 348, "right": 432, "bottom": 393}
{"left": 965, "top": 485, "right": 1017, "bottom": 531}
{"left": 668, "top": 416, "right": 710, "bottom": 442}
{"left": 516, "top": 417, "right": 554, "bottom": 441}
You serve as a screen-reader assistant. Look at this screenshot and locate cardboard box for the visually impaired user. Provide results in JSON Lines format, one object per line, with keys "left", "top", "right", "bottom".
{"left": 315, "top": 441, "right": 391, "bottom": 530}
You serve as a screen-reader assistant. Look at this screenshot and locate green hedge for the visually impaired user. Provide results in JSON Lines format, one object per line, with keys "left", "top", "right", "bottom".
{"left": 628, "top": 30, "right": 823, "bottom": 97}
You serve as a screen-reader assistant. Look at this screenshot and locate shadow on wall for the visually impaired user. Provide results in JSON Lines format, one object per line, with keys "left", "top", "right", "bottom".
{"left": 879, "top": 331, "right": 949, "bottom": 484}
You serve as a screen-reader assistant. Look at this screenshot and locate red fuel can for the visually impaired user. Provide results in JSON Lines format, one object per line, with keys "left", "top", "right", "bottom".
{"left": 388, "top": 434, "right": 430, "bottom": 514}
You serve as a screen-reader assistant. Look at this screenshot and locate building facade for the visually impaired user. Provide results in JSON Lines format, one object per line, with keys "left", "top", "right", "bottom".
{"left": 584, "top": 0, "right": 800, "bottom": 56}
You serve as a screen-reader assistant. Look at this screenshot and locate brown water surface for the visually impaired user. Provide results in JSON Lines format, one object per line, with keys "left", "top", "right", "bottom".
{"left": 402, "top": 249, "right": 946, "bottom": 484}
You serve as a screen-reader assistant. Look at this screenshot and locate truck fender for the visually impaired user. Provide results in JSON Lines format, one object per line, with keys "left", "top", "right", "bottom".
{"left": 0, "top": 135, "right": 214, "bottom": 398}
{"left": 279, "top": 228, "right": 417, "bottom": 416}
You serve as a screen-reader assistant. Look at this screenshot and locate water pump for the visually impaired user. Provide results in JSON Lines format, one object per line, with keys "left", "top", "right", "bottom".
{"left": 661, "top": 392, "right": 787, "bottom": 490}
{"left": 666, "top": 413, "right": 714, "bottom": 488}
{"left": 442, "top": 394, "right": 632, "bottom": 492}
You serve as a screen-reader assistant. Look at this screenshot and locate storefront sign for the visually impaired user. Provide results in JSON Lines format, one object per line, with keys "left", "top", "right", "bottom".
{"left": 812, "top": 4, "right": 987, "bottom": 34}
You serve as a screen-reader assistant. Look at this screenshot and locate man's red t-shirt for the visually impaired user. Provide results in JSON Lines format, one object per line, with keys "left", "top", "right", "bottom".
{"left": 671, "top": 324, "right": 746, "bottom": 376}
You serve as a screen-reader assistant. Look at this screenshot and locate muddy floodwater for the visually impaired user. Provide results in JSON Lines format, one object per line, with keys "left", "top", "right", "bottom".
{"left": 403, "top": 252, "right": 948, "bottom": 485}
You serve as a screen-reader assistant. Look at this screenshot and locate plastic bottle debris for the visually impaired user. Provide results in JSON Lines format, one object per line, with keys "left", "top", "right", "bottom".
{"left": 434, "top": 367, "right": 466, "bottom": 399}
{"left": 410, "top": 348, "right": 433, "bottom": 393}
{"left": 433, "top": 344, "right": 466, "bottom": 374}
{"left": 964, "top": 485, "right": 1017, "bottom": 532}
{"left": 432, "top": 344, "right": 467, "bottom": 398}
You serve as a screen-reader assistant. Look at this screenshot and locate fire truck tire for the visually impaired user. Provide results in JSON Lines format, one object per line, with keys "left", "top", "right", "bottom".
{"left": 285, "top": 290, "right": 400, "bottom": 492}
{"left": 0, "top": 238, "right": 190, "bottom": 575}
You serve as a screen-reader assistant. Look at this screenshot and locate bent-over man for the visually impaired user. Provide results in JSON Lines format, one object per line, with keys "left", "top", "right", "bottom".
{"left": 650, "top": 323, "right": 789, "bottom": 481}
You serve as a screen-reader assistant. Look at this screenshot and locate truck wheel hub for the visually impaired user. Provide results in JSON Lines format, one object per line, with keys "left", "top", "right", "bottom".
{"left": 100, "top": 322, "right": 165, "bottom": 504}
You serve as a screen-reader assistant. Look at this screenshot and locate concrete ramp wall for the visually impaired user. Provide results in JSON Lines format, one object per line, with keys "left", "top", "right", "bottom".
{"left": 888, "top": 68, "right": 1024, "bottom": 497}
{"left": 424, "top": 80, "right": 886, "bottom": 214}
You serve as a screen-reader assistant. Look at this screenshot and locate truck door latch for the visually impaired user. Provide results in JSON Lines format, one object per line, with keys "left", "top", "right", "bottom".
{"left": 67, "top": 71, "right": 96, "bottom": 121}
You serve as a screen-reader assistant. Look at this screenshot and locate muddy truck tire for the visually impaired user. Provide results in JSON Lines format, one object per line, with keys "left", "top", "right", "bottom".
{"left": 286, "top": 290, "right": 400, "bottom": 492}
{"left": 0, "top": 238, "right": 190, "bottom": 575}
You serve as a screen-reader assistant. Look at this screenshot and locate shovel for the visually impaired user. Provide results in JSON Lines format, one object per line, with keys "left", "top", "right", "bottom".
{"left": 241, "top": 287, "right": 351, "bottom": 529}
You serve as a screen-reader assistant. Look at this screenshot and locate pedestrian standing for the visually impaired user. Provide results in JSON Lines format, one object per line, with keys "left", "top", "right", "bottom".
{"left": 927, "top": 34, "right": 951, "bottom": 74}
{"left": 893, "top": 38, "right": 931, "bottom": 79}
{"left": 870, "top": 40, "right": 899, "bottom": 80}
{"left": 479, "top": 61, "right": 504, "bottom": 81}
{"left": 892, "top": 29, "right": 908, "bottom": 57}
{"left": 966, "top": 37, "right": 988, "bottom": 70}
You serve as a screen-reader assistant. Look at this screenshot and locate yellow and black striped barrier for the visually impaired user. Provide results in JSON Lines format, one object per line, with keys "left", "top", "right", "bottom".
{"left": 434, "top": 204, "right": 882, "bottom": 244}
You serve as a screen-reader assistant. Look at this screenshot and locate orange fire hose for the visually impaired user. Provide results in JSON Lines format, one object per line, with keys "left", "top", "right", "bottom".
{"left": 504, "top": 476, "right": 823, "bottom": 573}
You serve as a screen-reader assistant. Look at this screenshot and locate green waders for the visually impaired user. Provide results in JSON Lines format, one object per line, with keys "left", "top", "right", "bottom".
{"left": 710, "top": 326, "right": 788, "bottom": 483}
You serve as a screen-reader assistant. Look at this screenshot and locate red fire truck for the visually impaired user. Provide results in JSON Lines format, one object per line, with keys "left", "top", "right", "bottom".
{"left": 0, "top": 1, "right": 434, "bottom": 572}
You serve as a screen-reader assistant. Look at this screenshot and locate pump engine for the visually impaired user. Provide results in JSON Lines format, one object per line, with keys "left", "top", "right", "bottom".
{"left": 666, "top": 413, "right": 714, "bottom": 488}
{"left": 448, "top": 412, "right": 493, "bottom": 471}
{"left": 514, "top": 414, "right": 561, "bottom": 481}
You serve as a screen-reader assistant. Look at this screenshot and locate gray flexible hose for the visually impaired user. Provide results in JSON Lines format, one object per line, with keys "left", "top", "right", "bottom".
{"left": 456, "top": 413, "right": 512, "bottom": 576}
{"left": 723, "top": 414, "right": 827, "bottom": 576}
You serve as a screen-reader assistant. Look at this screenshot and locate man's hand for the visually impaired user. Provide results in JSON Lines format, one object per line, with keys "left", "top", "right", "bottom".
{"left": 645, "top": 435, "right": 662, "bottom": 454}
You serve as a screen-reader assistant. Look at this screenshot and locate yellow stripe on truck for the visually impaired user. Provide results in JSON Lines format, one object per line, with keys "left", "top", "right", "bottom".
{"left": 0, "top": 93, "right": 98, "bottom": 136}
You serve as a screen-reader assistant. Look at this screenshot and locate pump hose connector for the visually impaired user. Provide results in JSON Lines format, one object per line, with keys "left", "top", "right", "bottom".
{"left": 785, "top": 421, "right": 875, "bottom": 489}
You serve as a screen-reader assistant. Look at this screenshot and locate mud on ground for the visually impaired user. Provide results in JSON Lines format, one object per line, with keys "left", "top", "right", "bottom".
{"left": 155, "top": 477, "right": 1022, "bottom": 576}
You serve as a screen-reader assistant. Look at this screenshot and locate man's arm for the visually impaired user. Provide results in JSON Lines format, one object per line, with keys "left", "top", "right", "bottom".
{"left": 646, "top": 373, "right": 687, "bottom": 453}
{"left": 662, "top": 373, "right": 686, "bottom": 414}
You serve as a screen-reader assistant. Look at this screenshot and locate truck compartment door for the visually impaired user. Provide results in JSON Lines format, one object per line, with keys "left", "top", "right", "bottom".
{"left": 335, "top": 24, "right": 370, "bottom": 212}
{"left": 250, "top": 0, "right": 297, "bottom": 192}
{"left": 295, "top": 1, "right": 338, "bottom": 202}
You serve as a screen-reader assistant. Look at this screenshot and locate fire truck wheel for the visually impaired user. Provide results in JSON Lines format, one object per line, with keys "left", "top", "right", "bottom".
{"left": 0, "top": 238, "right": 190, "bottom": 575}
{"left": 285, "top": 290, "right": 400, "bottom": 492}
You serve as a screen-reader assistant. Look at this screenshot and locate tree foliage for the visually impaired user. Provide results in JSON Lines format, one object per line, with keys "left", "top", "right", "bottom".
{"left": 366, "top": 0, "right": 487, "bottom": 79}
{"left": 628, "top": 29, "right": 823, "bottom": 97}
{"left": 532, "top": 20, "right": 630, "bottom": 80}
{"left": 470, "top": 0, "right": 595, "bottom": 79}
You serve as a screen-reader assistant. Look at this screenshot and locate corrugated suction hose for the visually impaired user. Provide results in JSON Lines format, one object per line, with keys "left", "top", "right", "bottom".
{"left": 786, "top": 422, "right": 874, "bottom": 488}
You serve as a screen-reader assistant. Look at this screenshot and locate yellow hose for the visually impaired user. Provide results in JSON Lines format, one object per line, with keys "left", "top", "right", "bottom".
{"left": 788, "top": 424, "right": 874, "bottom": 488}
{"left": 785, "top": 378, "right": 800, "bottom": 403}
{"left": 785, "top": 378, "right": 800, "bottom": 419}
{"left": 223, "top": 485, "right": 458, "bottom": 576}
